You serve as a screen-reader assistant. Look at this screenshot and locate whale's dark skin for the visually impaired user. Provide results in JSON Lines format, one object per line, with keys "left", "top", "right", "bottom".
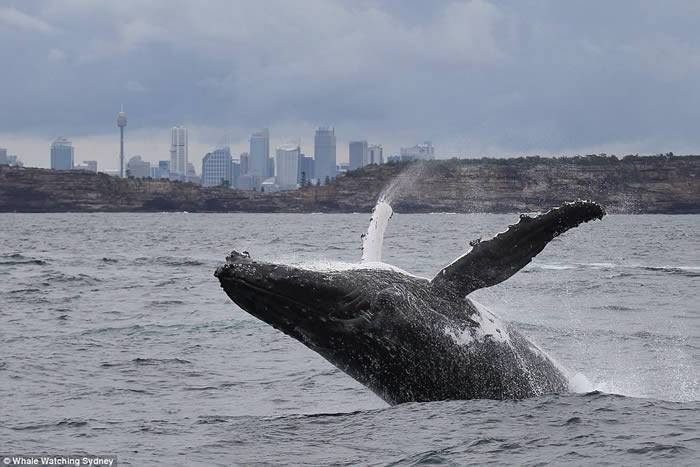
{"left": 215, "top": 201, "right": 605, "bottom": 404}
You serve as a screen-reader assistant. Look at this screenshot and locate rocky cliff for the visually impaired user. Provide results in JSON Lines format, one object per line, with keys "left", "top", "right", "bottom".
{"left": 1, "top": 155, "right": 698, "bottom": 213}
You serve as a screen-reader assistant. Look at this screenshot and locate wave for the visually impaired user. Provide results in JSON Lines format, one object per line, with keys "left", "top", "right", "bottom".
{"left": 529, "top": 263, "right": 575, "bottom": 270}
{"left": 43, "top": 271, "right": 102, "bottom": 285}
{"left": 11, "top": 418, "right": 88, "bottom": 431}
{"left": 149, "top": 299, "right": 185, "bottom": 306}
{"left": 592, "top": 304, "right": 637, "bottom": 312}
{"left": 527, "top": 262, "right": 700, "bottom": 276}
{"left": 0, "top": 253, "right": 47, "bottom": 266}
{"left": 80, "top": 322, "right": 186, "bottom": 336}
{"left": 641, "top": 265, "right": 700, "bottom": 277}
{"left": 134, "top": 256, "right": 206, "bottom": 267}
{"left": 100, "top": 357, "right": 191, "bottom": 368}
{"left": 103, "top": 387, "right": 153, "bottom": 395}
{"left": 7, "top": 287, "right": 42, "bottom": 294}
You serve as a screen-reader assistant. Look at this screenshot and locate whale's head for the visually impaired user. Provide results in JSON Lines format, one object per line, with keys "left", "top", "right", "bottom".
{"left": 214, "top": 251, "right": 427, "bottom": 341}
{"left": 214, "top": 251, "right": 445, "bottom": 400}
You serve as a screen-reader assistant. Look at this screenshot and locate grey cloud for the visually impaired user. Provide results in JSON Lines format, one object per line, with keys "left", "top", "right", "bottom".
{"left": 1, "top": 0, "right": 700, "bottom": 166}
{"left": 0, "top": 6, "right": 54, "bottom": 33}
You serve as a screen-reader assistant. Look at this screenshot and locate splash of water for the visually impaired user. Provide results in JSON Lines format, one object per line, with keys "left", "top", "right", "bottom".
{"left": 361, "top": 161, "right": 427, "bottom": 262}
{"left": 378, "top": 160, "right": 427, "bottom": 205}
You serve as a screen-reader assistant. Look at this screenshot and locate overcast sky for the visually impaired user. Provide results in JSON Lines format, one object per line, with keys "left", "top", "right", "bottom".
{"left": 1, "top": 0, "right": 699, "bottom": 171}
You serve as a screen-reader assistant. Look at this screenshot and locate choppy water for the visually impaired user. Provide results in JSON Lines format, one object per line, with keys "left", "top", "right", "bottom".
{"left": 1, "top": 213, "right": 698, "bottom": 465}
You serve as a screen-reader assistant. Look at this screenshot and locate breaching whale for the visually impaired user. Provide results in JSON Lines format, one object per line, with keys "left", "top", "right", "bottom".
{"left": 215, "top": 201, "right": 605, "bottom": 403}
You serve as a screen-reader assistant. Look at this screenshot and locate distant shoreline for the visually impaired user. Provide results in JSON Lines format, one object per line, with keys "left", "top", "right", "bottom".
{"left": 1, "top": 155, "right": 698, "bottom": 214}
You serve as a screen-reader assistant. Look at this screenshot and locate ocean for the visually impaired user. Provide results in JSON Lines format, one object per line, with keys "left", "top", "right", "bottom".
{"left": 1, "top": 213, "right": 698, "bottom": 465}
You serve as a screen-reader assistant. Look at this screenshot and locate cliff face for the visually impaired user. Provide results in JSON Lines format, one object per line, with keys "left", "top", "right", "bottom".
{"left": 1, "top": 155, "right": 698, "bottom": 213}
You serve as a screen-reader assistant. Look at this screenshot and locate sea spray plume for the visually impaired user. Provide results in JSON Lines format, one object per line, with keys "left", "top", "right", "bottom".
{"left": 379, "top": 160, "right": 428, "bottom": 204}
{"left": 361, "top": 161, "right": 428, "bottom": 262}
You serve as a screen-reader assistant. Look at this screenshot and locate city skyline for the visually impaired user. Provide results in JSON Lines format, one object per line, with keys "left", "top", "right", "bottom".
{"left": 3, "top": 1, "right": 700, "bottom": 170}
{"left": 0, "top": 122, "right": 429, "bottom": 174}
{"left": 14, "top": 116, "right": 418, "bottom": 178}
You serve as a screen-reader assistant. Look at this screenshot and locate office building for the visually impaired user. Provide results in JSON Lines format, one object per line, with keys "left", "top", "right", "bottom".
{"left": 368, "top": 144, "right": 383, "bottom": 164}
{"left": 260, "top": 177, "right": 278, "bottom": 192}
{"left": 186, "top": 162, "right": 199, "bottom": 184}
{"left": 275, "top": 144, "right": 300, "bottom": 189}
{"left": 50, "top": 137, "right": 74, "bottom": 170}
{"left": 0, "top": 148, "right": 7, "bottom": 165}
{"left": 85, "top": 160, "right": 98, "bottom": 172}
{"left": 7, "top": 155, "right": 21, "bottom": 167}
{"left": 231, "top": 160, "right": 241, "bottom": 188}
{"left": 201, "top": 147, "right": 233, "bottom": 187}
{"left": 349, "top": 140, "right": 369, "bottom": 170}
{"left": 154, "top": 160, "right": 170, "bottom": 179}
{"left": 238, "top": 174, "right": 260, "bottom": 191}
{"left": 249, "top": 129, "right": 270, "bottom": 180}
{"left": 299, "top": 155, "right": 315, "bottom": 184}
{"left": 170, "top": 126, "right": 188, "bottom": 180}
{"left": 239, "top": 152, "right": 249, "bottom": 175}
{"left": 267, "top": 157, "right": 275, "bottom": 179}
{"left": 314, "top": 127, "right": 336, "bottom": 184}
{"left": 73, "top": 160, "right": 98, "bottom": 173}
{"left": 400, "top": 141, "right": 435, "bottom": 160}
{"left": 127, "top": 155, "right": 150, "bottom": 178}
{"left": 336, "top": 162, "right": 349, "bottom": 175}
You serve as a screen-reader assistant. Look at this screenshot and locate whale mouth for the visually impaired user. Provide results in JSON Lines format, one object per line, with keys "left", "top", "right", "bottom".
{"left": 214, "top": 251, "right": 360, "bottom": 341}
{"left": 220, "top": 272, "right": 309, "bottom": 312}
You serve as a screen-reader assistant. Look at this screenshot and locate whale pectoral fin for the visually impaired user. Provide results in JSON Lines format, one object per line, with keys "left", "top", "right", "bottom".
{"left": 431, "top": 201, "right": 605, "bottom": 295}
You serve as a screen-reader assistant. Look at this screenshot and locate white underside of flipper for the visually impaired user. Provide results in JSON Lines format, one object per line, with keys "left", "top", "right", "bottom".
{"left": 361, "top": 200, "right": 393, "bottom": 263}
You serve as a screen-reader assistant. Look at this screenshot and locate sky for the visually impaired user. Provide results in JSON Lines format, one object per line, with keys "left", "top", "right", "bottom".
{"left": 1, "top": 0, "right": 699, "bottom": 171}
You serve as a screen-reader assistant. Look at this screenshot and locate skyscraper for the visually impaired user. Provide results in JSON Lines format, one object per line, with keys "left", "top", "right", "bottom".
{"left": 275, "top": 144, "right": 300, "bottom": 188}
{"left": 158, "top": 160, "right": 170, "bottom": 179}
{"left": 117, "top": 106, "right": 127, "bottom": 177}
{"left": 349, "top": 140, "right": 369, "bottom": 170}
{"left": 0, "top": 148, "right": 7, "bottom": 165}
{"left": 314, "top": 127, "right": 336, "bottom": 184}
{"left": 201, "top": 147, "right": 233, "bottom": 187}
{"left": 299, "top": 155, "right": 315, "bottom": 183}
{"left": 50, "top": 137, "right": 74, "bottom": 170}
{"left": 231, "top": 159, "right": 241, "bottom": 188}
{"left": 249, "top": 129, "right": 270, "bottom": 179}
{"left": 126, "top": 155, "right": 150, "bottom": 178}
{"left": 368, "top": 144, "right": 383, "bottom": 165}
{"left": 239, "top": 152, "right": 249, "bottom": 175}
{"left": 170, "top": 126, "right": 188, "bottom": 180}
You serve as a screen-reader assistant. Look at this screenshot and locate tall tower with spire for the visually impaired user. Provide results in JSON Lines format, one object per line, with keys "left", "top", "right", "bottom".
{"left": 117, "top": 105, "right": 127, "bottom": 177}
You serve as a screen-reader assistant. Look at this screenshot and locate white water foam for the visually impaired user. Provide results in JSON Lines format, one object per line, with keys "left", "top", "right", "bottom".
{"left": 443, "top": 299, "right": 511, "bottom": 346}
{"left": 289, "top": 259, "right": 420, "bottom": 277}
{"left": 568, "top": 372, "right": 596, "bottom": 393}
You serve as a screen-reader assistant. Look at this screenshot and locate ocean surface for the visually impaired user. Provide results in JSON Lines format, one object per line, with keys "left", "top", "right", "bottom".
{"left": 0, "top": 213, "right": 698, "bottom": 466}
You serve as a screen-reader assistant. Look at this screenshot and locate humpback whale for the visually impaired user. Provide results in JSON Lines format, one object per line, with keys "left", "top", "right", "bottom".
{"left": 215, "top": 201, "right": 605, "bottom": 403}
